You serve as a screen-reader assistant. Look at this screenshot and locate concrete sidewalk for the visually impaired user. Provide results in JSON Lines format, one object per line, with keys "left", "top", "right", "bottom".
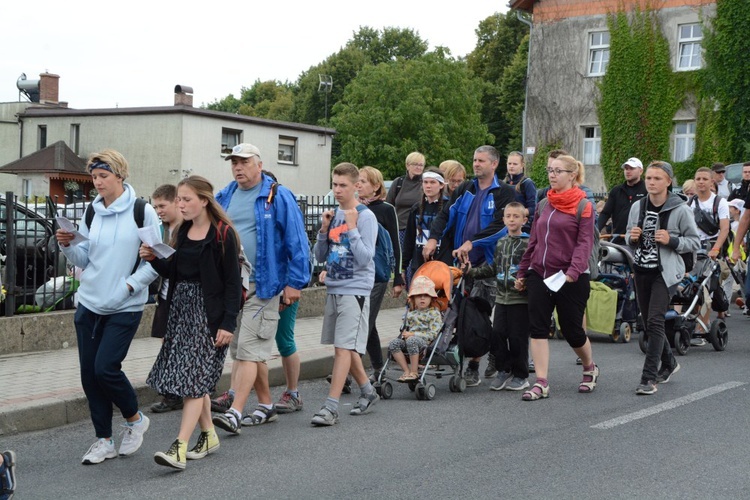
{"left": 0, "top": 307, "right": 406, "bottom": 435}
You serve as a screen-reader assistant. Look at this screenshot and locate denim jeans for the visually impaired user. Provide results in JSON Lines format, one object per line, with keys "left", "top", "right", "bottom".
{"left": 75, "top": 305, "right": 143, "bottom": 438}
{"left": 634, "top": 272, "right": 676, "bottom": 382}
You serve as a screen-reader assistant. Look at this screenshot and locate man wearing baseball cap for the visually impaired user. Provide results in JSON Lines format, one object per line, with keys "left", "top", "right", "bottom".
{"left": 598, "top": 157, "right": 647, "bottom": 244}
{"left": 711, "top": 162, "right": 734, "bottom": 199}
{"left": 210, "top": 143, "right": 311, "bottom": 434}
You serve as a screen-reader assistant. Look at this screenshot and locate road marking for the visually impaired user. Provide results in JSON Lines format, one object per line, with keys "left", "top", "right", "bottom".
{"left": 591, "top": 381, "right": 746, "bottom": 430}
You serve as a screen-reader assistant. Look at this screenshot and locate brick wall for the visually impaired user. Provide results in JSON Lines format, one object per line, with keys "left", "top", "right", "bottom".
{"left": 529, "top": 0, "right": 715, "bottom": 23}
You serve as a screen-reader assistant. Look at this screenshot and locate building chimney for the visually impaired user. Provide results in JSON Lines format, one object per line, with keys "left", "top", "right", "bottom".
{"left": 39, "top": 73, "right": 60, "bottom": 104}
{"left": 174, "top": 85, "right": 193, "bottom": 107}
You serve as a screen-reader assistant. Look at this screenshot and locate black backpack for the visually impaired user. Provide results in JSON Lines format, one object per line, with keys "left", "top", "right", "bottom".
{"left": 456, "top": 296, "right": 493, "bottom": 358}
{"left": 84, "top": 198, "right": 159, "bottom": 293}
{"left": 637, "top": 198, "right": 694, "bottom": 273}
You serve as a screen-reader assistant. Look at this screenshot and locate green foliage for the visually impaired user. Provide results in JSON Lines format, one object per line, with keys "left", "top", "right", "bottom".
{"left": 330, "top": 53, "right": 491, "bottom": 179}
{"left": 597, "top": 9, "right": 681, "bottom": 189}
{"left": 205, "top": 80, "right": 294, "bottom": 121}
{"left": 466, "top": 12, "right": 529, "bottom": 155}
{"left": 291, "top": 27, "right": 429, "bottom": 127}
{"left": 348, "top": 26, "right": 429, "bottom": 65}
{"left": 702, "top": 0, "right": 750, "bottom": 162}
{"left": 497, "top": 35, "right": 530, "bottom": 154}
{"left": 529, "top": 141, "right": 563, "bottom": 188}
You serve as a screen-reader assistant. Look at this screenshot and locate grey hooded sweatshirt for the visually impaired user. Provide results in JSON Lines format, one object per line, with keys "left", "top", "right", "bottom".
{"left": 626, "top": 192, "right": 700, "bottom": 288}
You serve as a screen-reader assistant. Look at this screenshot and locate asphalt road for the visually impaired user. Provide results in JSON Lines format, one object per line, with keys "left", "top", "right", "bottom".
{"left": 4, "top": 312, "right": 750, "bottom": 499}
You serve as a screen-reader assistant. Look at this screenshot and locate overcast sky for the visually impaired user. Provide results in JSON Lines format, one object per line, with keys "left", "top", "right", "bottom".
{"left": 1, "top": 1, "right": 508, "bottom": 110}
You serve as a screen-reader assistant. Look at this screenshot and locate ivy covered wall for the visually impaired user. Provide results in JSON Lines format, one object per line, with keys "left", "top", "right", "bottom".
{"left": 597, "top": 9, "right": 681, "bottom": 189}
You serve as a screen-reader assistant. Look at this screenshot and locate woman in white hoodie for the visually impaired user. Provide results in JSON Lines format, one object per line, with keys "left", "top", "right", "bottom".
{"left": 57, "top": 149, "right": 159, "bottom": 465}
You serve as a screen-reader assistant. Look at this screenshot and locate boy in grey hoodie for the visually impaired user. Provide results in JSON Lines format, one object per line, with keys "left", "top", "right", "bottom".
{"left": 627, "top": 161, "right": 700, "bottom": 395}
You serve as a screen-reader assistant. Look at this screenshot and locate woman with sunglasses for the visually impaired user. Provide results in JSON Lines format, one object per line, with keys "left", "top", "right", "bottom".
{"left": 515, "top": 155, "right": 598, "bottom": 401}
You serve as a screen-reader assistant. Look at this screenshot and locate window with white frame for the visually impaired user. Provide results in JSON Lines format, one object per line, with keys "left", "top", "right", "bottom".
{"left": 673, "top": 122, "right": 696, "bottom": 162}
{"left": 588, "top": 31, "right": 610, "bottom": 76}
{"left": 278, "top": 136, "right": 297, "bottom": 164}
{"left": 70, "top": 124, "right": 80, "bottom": 154}
{"left": 21, "top": 179, "right": 32, "bottom": 199}
{"left": 221, "top": 128, "right": 241, "bottom": 155}
{"left": 678, "top": 23, "right": 702, "bottom": 70}
{"left": 38, "top": 125, "right": 47, "bottom": 150}
{"left": 582, "top": 126, "right": 602, "bottom": 165}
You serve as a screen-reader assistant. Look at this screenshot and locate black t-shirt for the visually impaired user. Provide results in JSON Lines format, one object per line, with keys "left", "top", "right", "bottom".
{"left": 633, "top": 199, "right": 664, "bottom": 274}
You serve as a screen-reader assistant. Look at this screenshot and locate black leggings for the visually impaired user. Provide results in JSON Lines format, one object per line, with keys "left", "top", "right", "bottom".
{"left": 526, "top": 270, "right": 590, "bottom": 349}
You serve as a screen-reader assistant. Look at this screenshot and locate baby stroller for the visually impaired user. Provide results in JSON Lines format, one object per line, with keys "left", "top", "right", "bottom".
{"left": 373, "top": 261, "right": 465, "bottom": 401}
{"left": 594, "top": 241, "right": 639, "bottom": 343}
{"left": 549, "top": 241, "right": 639, "bottom": 342}
{"left": 638, "top": 250, "right": 728, "bottom": 356}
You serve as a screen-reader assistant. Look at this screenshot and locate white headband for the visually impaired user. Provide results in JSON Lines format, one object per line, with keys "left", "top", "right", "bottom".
{"left": 422, "top": 171, "right": 445, "bottom": 184}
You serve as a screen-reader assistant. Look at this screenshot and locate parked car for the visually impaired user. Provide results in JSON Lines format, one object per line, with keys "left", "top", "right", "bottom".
{"left": 725, "top": 162, "right": 745, "bottom": 187}
{"left": 0, "top": 197, "right": 67, "bottom": 313}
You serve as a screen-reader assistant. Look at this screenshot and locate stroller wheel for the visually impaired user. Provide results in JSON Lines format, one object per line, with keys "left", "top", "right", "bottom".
{"left": 708, "top": 319, "right": 728, "bottom": 351}
{"left": 639, "top": 330, "right": 648, "bottom": 354}
{"left": 619, "top": 322, "right": 632, "bottom": 343}
{"left": 674, "top": 329, "right": 690, "bottom": 356}
{"left": 425, "top": 383, "right": 437, "bottom": 401}
{"left": 415, "top": 383, "right": 425, "bottom": 400}
{"left": 449, "top": 376, "right": 458, "bottom": 393}
{"left": 380, "top": 381, "right": 394, "bottom": 400}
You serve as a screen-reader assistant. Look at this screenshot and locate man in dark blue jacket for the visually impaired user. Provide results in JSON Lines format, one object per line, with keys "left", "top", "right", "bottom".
{"left": 423, "top": 145, "right": 516, "bottom": 386}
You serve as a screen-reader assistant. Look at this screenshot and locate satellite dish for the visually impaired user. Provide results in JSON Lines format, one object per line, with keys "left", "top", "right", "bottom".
{"left": 318, "top": 75, "right": 333, "bottom": 93}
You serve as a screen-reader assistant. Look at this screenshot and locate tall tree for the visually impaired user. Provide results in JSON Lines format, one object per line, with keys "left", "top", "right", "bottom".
{"left": 331, "top": 52, "right": 491, "bottom": 180}
{"left": 702, "top": 0, "right": 750, "bottom": 162}
{"left": 348, "top": 26, "right": 429, "bottom": 65}
{"left": 292, "top": 26, "right": 429, "bottom": 127}
{"left": 466, "top": 12, "right": 529, "bottom": 155}
{"left": 205, "top": 80, "right": 294, "bottom": 121}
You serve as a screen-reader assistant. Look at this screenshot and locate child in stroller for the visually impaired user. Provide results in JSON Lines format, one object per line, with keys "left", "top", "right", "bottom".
{"left": 387, "top": 276, "right": 442, "bottom": 382}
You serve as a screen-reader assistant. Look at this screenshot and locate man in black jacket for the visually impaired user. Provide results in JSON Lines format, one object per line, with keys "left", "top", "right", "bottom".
{"left": 598, "top": 157, "right": 647, "bottom": 244}
{"left": 423, "top": 145, "right": 516, "bottom": 386}
{"left": 728, "top": 162, "right": 750, "bottom": 202}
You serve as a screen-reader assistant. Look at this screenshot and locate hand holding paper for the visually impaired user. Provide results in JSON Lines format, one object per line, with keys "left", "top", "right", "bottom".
{"left": 137, "top": 226, "right": 175, "bottom": 259}
{"left": 543, "top": 270, "right": 567, "bottom": 292}
{"left": 55, "top": 216, "right": 88, "bottom": 246}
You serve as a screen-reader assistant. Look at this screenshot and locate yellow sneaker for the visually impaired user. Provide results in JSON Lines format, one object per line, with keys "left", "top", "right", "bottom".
{"left": 154, "top": 439, "right": 187, "bottom": 470}
{"left": 186, "top": 430, "right": 220, "bottom": 460}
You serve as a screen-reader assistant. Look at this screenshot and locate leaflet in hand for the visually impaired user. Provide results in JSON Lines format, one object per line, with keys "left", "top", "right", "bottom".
{"left": 55, "top": 216, "right": 88, "bottom": 246}
{"left": 137, "top": 225, "right": 175, "bottom": 259}
{"left": 543, "top": 270, "right": 566, "bottom": 292}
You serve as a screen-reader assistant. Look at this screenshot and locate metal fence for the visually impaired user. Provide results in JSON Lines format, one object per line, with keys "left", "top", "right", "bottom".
{"left": 2, "top": 189, "right": 606, "bottom": 317}
{"left": 0, "top": 192, "right": 337, "bottom": 317}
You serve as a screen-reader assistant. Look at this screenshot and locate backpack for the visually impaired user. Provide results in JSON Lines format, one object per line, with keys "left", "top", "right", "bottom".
{"left": 537, "top": 198, "right": 600, "bottom": 280}
{"left": 216, "top": 220, "right": 250, "bottom": 307}
{"left": 637, "top": 198, "right": 694, "bottom": 273}
{"left": 84, "top": 198, "right": 160, "bottom": 294}
{"left": 355, "top": 204, "right": 395, "bottom": 283}
{"left": 688, "top": 195, "right": 721, "bottom": 236}
{"left": 390, "top": 176, "right": 405, "bottom": 199}
{"left": 457, "top": 296, "right": 493, "bottom": 358}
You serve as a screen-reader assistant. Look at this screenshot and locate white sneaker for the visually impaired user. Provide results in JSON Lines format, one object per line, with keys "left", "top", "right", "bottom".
{"left": 82, "top": 438, "right": 117, "bottom": 465}
{"left": 119, "top": 412, "right": 150, "bottom": 456}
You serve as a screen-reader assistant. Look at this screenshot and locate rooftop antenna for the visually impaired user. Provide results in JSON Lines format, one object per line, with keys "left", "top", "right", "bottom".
{"left": 318, "top": 75, "right": 333, "bottom": 147}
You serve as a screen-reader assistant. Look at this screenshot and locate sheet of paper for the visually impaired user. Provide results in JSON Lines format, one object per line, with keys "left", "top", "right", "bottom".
{"left": 54, "top": 216, "right": 88, "bottom": 246}
{"left": 137, "top": 226, "right": 175, "bottom": 259}
{"left": 543, "top": 270, "right": 566, "bottom": 292}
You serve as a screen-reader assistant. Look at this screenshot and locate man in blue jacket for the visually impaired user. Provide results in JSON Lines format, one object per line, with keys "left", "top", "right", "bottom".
{"left": 423, "top": 145, "right": 516, "bottom": 386}
{"left": 211, "top": 143, "right": 310, "bottom": 434}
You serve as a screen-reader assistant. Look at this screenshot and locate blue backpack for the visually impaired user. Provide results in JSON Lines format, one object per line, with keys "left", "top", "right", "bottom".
{"left": 356, "top": 204, "right": 395, "bottom": 283}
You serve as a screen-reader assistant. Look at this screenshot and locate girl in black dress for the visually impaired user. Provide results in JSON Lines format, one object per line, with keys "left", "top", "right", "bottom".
{"left": 142, "top": 175, "right": 242, "bottom": 470}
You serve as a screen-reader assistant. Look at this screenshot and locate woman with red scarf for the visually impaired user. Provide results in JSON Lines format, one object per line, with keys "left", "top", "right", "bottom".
{"left": 515, "top": 155, "right": 598, "bottom": 401}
